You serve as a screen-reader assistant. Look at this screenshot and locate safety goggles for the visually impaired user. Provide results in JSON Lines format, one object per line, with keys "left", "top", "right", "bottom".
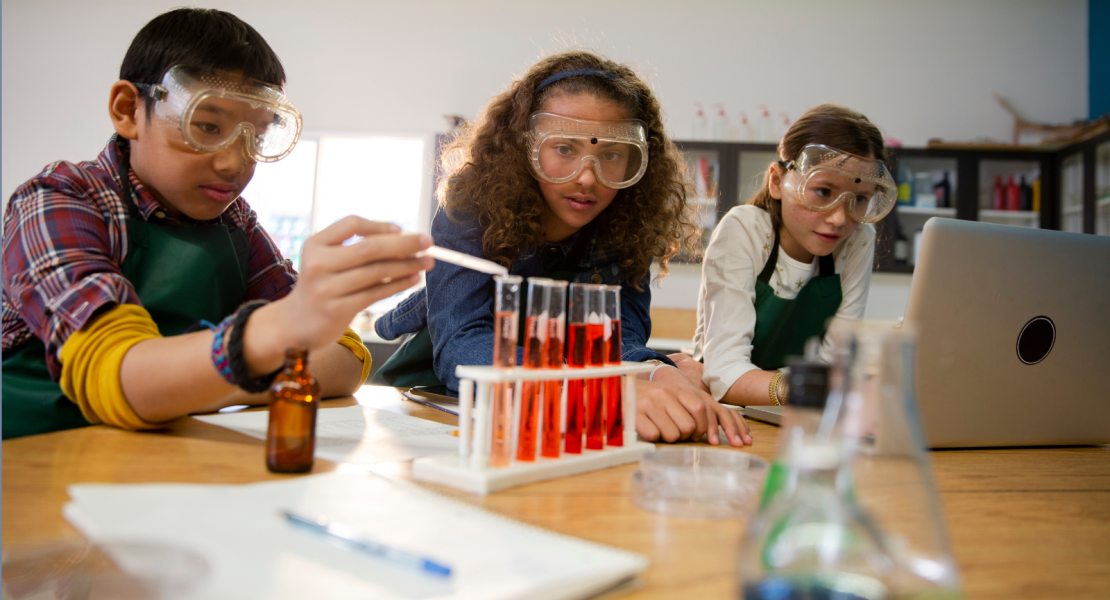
{"left": 780, "top": 144, "right": 897, "bottom": 223}
{"left": 528, "top": 113, "right": 649, "bottom": 189}
{"left": 136, "top": 66, "right": 302, "bottom": 162}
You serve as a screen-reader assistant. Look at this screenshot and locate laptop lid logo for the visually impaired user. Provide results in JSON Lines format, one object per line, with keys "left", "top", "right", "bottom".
{"left": 1017, "top": 316, "right": 1055, "bottom": 365}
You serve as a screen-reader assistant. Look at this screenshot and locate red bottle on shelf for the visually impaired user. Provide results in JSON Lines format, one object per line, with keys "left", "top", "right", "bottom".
{"left": 992, "top": 175, "right": 1005, "bottom": 210}
{"left": 1006, "top": 175, "right": 1021, "bottom": 211}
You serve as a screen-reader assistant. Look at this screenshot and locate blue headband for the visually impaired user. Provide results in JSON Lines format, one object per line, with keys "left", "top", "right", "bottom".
{"left": 534, "top": 69, "right": 621, "bottom": 95}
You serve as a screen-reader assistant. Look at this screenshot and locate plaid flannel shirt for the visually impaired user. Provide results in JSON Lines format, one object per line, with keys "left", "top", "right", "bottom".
{"left": 2, "top": 136, "right": 298, "bottom": 379}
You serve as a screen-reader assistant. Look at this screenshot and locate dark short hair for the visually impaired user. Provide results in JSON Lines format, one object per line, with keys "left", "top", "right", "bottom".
{"left": 120, "top": 7, "right": 286, "bottom": 109}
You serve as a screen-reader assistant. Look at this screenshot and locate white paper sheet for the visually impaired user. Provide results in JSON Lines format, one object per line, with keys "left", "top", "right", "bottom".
{"left": 65, "top": 472, "right": 648, "bottom": 600}
{"left": 195, "top": 405, "right": 458, "bottom": 464}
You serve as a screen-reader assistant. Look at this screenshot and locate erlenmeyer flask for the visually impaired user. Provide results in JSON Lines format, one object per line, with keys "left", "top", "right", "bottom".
{"left": 739, "top": 360, "right": 895, "bottom": 600}
{"left": 831, "top": 321, "right": 966, "bottom": 600}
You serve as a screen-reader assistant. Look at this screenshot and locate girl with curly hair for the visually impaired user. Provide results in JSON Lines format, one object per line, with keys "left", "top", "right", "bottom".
{"left": 374, "top": 50, "right": 750, "bottom": 446}
{"left": 694, "top": 104, "right": 896, "bottom": 407}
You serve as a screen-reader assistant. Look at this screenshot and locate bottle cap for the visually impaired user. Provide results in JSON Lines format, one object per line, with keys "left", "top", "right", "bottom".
{"left": 786, "top": 360, "right": 829, "bottom": 409}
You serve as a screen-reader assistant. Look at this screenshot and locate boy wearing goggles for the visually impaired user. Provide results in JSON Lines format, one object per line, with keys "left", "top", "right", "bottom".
{"left": 694, "top": 105, "right": 894, "bottom": 407}
{"left": 2, "top": 9, "right": 432, "bottom": 439}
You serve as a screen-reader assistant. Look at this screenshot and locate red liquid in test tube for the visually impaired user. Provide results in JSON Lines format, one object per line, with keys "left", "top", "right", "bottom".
{"left": 542, "top": 329, "right": 564, "bottom": 457}
{"left": 541, "top": 281, "right": 567, "bottom": 459}
{"left": 515, "top": 316, "right": 543, "bottom": 461}
{"left": 605, "top": 320, "right": 623, "bottom": 446}
{"left": 566, "top": 283, "right": 603, "bottom": 454}
{"left": 490, "top": 310, "right": 516, "bottom": 467}
{"left": 566, "top": 323, "right": 586, "bottom": 454}
{"left": 584, "top": 321, "right": 607, "bottom": 450}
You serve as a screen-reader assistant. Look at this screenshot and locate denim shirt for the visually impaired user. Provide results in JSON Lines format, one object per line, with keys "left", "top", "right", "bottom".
{"left": 375, "top": 207, "right": 674, "bottom": 392}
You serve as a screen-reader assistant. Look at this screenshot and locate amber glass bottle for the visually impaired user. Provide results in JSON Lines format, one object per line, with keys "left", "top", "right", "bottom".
{"left": 266, "top": 348, "right": 320, "bottom": 473}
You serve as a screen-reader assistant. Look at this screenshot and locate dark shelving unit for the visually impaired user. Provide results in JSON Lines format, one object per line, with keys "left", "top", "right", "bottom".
{"left": 672, "top": 131, "right": 1110, "bottom": 272}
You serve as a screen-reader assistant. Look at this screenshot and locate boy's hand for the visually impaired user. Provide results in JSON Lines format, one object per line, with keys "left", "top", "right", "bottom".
{"left": 245, "top": 217, "right": 433, "bottom": 373}
{"left": 635, "top": 372, "right": 751, "bottom": 447}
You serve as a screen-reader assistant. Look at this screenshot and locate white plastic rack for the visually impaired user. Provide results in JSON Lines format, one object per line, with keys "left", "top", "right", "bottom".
{"left": 413, "top": 362, "right": 656, "bottom": 495}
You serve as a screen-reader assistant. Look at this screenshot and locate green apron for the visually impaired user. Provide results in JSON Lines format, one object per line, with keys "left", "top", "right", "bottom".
{"left": 1, "top": 140, "right": 250, "bottom": 439}
{"left": 749, "top": 230, "right": 843, "bottom": 370}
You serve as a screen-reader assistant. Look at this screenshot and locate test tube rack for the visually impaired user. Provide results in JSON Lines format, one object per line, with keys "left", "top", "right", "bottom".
{"left": 412, "top": 362, "right": 656, "bottom": 495}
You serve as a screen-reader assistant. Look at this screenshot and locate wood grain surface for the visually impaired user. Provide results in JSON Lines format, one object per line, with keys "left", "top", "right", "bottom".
{"left": 3, "top": 386, "right": 1108, "bottom": 599}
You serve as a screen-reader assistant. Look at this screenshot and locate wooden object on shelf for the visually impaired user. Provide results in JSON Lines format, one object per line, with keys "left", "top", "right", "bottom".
{"left": 993, "top": 93, "right": 1109, "bottom": 147}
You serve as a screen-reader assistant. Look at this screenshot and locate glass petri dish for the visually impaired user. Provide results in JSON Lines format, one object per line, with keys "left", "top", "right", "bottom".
{"left": 630, "top": 446, "right": 769, "bottom": 519}
{"left": 2, "top": 541, "right": 209, "bottom": 599}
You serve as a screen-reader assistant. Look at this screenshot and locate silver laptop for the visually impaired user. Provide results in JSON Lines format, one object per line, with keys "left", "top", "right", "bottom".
{"left": 743, "top": 219, "right": 1110, "bottom": 447}
{"left": 908, "top": 218, "right": 1110, "bottom": 448}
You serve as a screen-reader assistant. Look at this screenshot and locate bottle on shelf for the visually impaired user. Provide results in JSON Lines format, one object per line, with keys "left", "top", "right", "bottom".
{"left": 266, "top": 348, "right": 320, "bottom": 474}
{"left": 695, "top": 156, "right": 713, "bottom": 198}
{"left": 896, "top": 161, "right": 914, "bottom": 206}
{"left": 992, "top": 175, "right": 1005, "bottom": 210}
{"left": 914, "top": 172, "right": 935, "bottom": 208}
{"left": 756, "top": 105, "right": 774, "bottom": 142}
{"left": 776, "top": 112, "right": 791, "bottom": 141}
{"left": 711, "top": 103, "right": 729, "bottom": 141}
{"left": 890, "top": 202, "right": 910, "bottom": 265}
{"left": 737, "top": 111, "right": 751, "bottom": 142}
{"left": 933, "top": 171, "right": 952, "bottom": 209}
{"left": 692, "top": 102, "right": 707, "bottom": 140}
{"left": 1019, "top": 175, "right": 1032, "bottom": 211}
{"left": 1006, "top": 175, "right": 1020, "bottom": 211}
{"left": 1032, "top": 177, "right": 1041, "bottom": 212}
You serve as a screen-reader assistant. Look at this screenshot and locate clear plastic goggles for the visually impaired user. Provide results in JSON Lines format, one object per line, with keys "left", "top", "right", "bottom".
{"left": 780, "top": 144, "right": 897, "bottom": 223}
{"left": 528, "top": 112, "right": 649, "bottom": 189}
{"left": 138, "top": 66, "right": 302, "bottom": 163}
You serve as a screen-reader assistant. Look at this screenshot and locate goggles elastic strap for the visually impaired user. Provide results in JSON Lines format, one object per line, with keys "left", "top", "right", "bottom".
{"left": 132, "top": 82, "right": 168, "bottom": 102}
{"left": 534, "top": 69, "right": 621, "bottom": 95}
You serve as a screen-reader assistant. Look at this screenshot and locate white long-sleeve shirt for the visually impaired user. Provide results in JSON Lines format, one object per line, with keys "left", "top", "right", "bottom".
{"left": 693, "top": 205, "right": 875, "bottom": 402}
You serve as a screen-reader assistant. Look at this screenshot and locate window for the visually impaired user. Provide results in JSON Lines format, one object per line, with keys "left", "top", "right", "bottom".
{"left": 245, "top": 136, "right": 428, "bottom": 269}
{"left": 313, "top": 137, "right": 426, "bottom": 234}
{"left": 246, "top": 135, "right": 429, "bottom": 317}
{"left": 247, "top": 141, "right": 317, "bottom": 270}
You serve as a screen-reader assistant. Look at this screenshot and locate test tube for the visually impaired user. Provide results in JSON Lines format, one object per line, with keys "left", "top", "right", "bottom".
{"left": 490, "top": 274, "right": 521, "bottom": 467}
{"left": 568, "top": 283, "right": 606, "bottom": 452}
{"left": 603, "top": 286, "right": 623, "bottom": 446}
{"left": 541, "top": 281, "right": 568, "bottom": 458}
{"left": 516, "top": 278, "right": 552, "bottom": 462}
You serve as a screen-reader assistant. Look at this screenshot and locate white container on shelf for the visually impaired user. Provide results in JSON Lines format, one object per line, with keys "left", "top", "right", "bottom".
{"left": 756, "top": 105, "right": 774, "bottom": 142}
{"left": 914, "top": 172, "right": 936, "bottom": 208}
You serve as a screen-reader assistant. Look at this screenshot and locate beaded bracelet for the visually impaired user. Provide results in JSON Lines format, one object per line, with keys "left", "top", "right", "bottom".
{"left": 227, "top": 300, "right": 281, "bottom": 394}
{"left": 768, "top": 371, "right": 785, "bottom": 406}
{"left": 208, "top": 316, "right": 236, "bottom": 385}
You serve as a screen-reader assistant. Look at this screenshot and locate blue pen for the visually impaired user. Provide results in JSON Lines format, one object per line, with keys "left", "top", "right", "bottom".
{"left": 283, "top": 510, "right": 453, "bottom": 578}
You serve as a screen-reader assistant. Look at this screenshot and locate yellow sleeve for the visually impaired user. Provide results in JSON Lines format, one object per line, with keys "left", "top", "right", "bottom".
{"left": 337, "top": 327, "right": 372, "bottom": 386}
{"left": 59, "top": 304, "right": 165, "bottom": 430}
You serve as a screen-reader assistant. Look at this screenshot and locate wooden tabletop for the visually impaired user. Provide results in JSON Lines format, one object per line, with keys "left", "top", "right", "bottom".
{"left": 4, "top": 386, "right": 1109, "bottom": 600}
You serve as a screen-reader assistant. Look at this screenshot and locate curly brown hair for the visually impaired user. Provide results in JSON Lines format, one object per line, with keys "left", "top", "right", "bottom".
{"left": 437, "top": 50, "right": 698, "bottom": 290}
{"left": 751, "top": 104, "right": 889, "bottom": 232}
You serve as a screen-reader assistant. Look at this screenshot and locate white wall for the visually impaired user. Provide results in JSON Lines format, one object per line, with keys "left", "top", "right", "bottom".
{"left": 2, "top": 0, "right": 1088, "bottom": 204}
{"left": 0, "top": 0, "right": 1086, "bottom": 317}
